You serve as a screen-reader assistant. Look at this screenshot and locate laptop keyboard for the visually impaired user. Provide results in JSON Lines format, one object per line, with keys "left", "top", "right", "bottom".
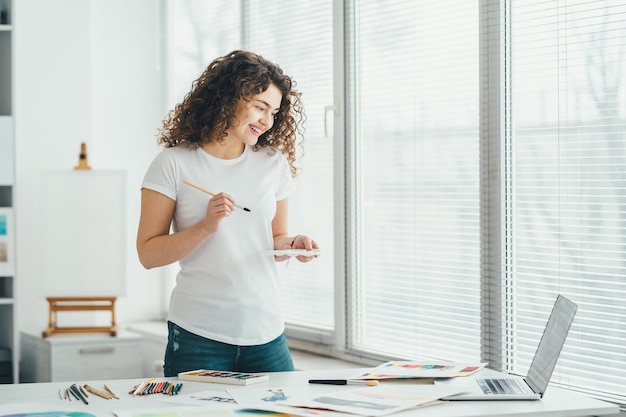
{"left": 478, "top": 378, "right": 529, "bottom": 395}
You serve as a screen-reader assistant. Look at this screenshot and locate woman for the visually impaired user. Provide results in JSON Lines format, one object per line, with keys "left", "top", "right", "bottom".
{"left": 137, "top": 50, "right": 319, "bottom": 376}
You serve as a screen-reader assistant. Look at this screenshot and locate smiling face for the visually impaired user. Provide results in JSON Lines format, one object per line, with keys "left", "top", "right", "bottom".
{"left": 226, "top": 83, "right": 283, "bottom": 147}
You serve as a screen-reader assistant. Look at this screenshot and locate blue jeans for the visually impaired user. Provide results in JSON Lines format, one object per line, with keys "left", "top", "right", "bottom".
{"left": 163, "top": 321, "right": 295, "bottom": 377}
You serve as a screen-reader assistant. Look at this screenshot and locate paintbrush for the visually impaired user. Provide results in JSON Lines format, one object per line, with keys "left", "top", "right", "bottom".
{"left": 183, "top": 180, "right": 251, "bottom": 212}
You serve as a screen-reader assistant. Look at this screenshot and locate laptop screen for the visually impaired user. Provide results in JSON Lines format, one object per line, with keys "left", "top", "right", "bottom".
{"left": 525, "top": 295, "right": 578, "bottom": 395}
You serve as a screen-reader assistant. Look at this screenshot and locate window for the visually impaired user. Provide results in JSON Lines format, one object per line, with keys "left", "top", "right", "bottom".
{"left": 242, "top": 1, "right": 336, "bottom": 338}
{"left": 345, "top": 2, "right": 482, "bottom": 361}
{"left": 508, "top": 0, "right": 626, "bottom": 402}
{"left": 164, "top": 0, "right": 240, "bottom": 109}
{"left": 163, "top": 0, "right": 336, "bottom": 343}
{"left": 165, "top": 0, "right": 626, "bottom": 406}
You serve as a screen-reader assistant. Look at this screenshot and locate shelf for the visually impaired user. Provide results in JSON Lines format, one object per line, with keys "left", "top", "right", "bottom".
{"left": 0, "top": 276, "right": 12, "bottom": 299}
{"left": 0, "top": 29, "right": 11, "bottom": 116}
{"left": 0, "top": 0, "right": 13, "bottom": 384}
{"left": 0, "top": 187, "right": 11, "bottom": 206}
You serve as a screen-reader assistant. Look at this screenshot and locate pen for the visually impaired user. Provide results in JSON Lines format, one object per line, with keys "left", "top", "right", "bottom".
{"left": 68, "top": 388, "right": 80, "bottom": 402}
{"left": 70, "top": 384, "right": 89, "bottom": 405}
{"left": 183, "top": 180, "right": 251, "bottom": 212}
{"left": 308, "top": 379, "right": 379, "bottom": 386}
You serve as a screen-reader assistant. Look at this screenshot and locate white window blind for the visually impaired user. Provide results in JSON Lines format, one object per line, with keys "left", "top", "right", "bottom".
{"left": 346, "top": 1, "right": 482, "bottom": 361}
{"left": 243, "top": 1, "right": 335, "bottom": 334}
{"left": 164, "top": 1, "right": 336, "bottom": 338}
{"left": 164, "top": 0, "right": 240, "bottom": 108}
{"left": 509, "top": 0, "right": 626, "bottom": 403}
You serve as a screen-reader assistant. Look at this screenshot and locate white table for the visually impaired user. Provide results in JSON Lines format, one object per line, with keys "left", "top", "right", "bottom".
{"left": 0, "top": 368, "right": 619, "bottom": 416}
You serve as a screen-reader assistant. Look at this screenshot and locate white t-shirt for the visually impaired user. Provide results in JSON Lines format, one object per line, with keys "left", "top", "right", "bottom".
{"left": 141, "top": 145, "right": 295, "bottom": 345}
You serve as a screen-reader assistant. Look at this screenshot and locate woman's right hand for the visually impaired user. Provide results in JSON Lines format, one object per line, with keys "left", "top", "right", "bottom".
{"left": 137, "top": 188, "right": 232, "bottom": 269}
{"left": 202, "top": 192, "right": 235, "bottom": 234}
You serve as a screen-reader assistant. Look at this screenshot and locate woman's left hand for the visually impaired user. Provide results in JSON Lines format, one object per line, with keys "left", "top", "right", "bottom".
{"left": 290, "top": 234, "right": 320, "bottom": 263}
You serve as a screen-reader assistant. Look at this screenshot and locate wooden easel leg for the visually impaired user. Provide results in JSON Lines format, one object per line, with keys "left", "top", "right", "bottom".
{"left": 42, "top": 299, "right": 56, "bottom": 337}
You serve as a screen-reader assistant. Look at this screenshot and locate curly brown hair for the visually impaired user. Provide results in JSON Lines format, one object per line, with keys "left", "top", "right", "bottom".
{"left": 158, "top": 50, "right": 305, "bottom": 177}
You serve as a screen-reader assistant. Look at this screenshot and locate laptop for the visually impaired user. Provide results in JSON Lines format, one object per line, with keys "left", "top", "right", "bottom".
{"left": 441, "top": 294, "right": 577, "bottom": 400}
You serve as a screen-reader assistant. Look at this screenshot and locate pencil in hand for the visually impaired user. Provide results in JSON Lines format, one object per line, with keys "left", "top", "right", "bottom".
{"left": 183, "top": 180, "right": 251, "bottom": 212}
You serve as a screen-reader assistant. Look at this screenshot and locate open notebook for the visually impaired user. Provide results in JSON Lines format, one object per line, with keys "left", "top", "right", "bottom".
{"left": 441, "top": 295, "right": 577, "bottom": 400}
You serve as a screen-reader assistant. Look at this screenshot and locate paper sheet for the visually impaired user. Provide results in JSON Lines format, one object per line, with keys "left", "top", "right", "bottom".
{"left": 278, "top": 385, "right": 464, "bottom": 417}
{"left": 351, "top": 361, "right": 488, "bottom": 380}
{"left": 156, "top": 389, "right": 238, "bottom": 408}
{"left": 227, "top": 385, "right": 463, "bottom": 417}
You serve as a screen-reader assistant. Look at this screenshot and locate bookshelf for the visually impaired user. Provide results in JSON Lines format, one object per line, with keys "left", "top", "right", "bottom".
{"left": 0, "top": 0, "right": 16, "bottom": 383}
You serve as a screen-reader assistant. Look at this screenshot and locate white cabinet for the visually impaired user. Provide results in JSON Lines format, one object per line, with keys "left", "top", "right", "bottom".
{"left": 20, "top": 331, "right": 143, "bottom": 382}
{"left": 0, "top": 0, "right": 15, "bottom": 384}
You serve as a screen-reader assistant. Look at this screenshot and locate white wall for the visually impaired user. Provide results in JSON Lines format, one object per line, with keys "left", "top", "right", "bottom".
{"left": 14, "top": 0, "right": 169, "bottom": 334}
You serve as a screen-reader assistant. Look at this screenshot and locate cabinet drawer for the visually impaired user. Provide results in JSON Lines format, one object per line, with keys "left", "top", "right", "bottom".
{"left": 21, "top": 331, "right": 144, "bottom": 382}
{"left": 50, "top": 341, "right": 142, "bottom": 381}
